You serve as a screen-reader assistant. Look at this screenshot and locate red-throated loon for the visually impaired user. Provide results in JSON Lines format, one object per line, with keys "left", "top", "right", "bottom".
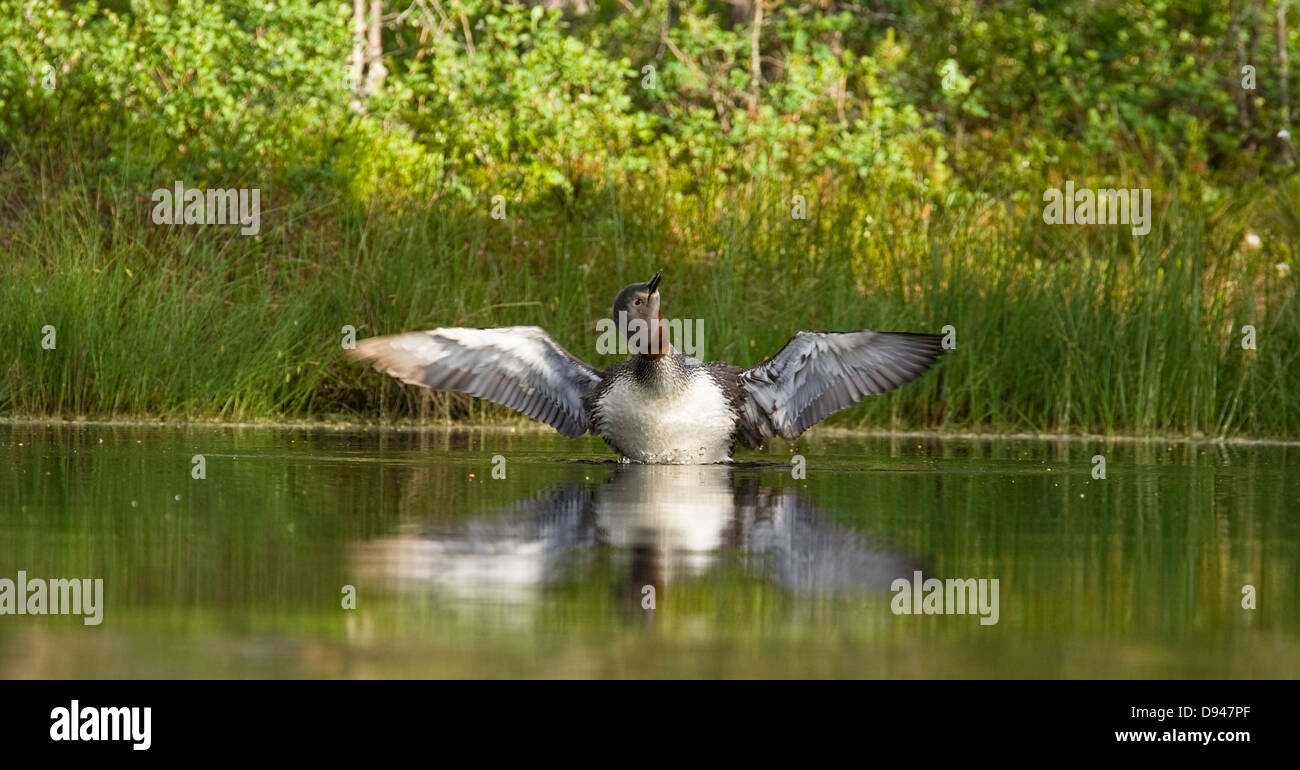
{"left": 348, "top": 271, "right": 945, "bottom": 463}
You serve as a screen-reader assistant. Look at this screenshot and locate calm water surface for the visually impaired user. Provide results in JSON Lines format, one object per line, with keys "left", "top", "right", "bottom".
{"left": 2, "top": 423, "right": 1297, "bottom": 678}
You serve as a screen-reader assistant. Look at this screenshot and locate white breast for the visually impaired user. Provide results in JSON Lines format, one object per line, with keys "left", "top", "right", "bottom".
{"left": 594, "top": 368, "right": 737, "bottom": 464}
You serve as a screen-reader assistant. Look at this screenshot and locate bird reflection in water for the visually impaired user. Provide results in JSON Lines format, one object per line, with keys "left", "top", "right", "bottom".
{"left": 350, "top": 464, "right": 916, "bottom": 615}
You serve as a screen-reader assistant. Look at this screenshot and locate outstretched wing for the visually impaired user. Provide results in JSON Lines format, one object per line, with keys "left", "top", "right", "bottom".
{"left": 737, "top": 330, "right": 945, "bottom": 445}
{"left": 348, "top": 326, "right": 603, "bottom": 438}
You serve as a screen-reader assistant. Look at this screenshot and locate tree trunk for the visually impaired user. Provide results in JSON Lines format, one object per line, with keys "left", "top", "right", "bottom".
{"left": 749, "top": 0, "right": 763, "bottom": 114}
{"left": 350, "top": 0, "right": 388, "bottom": 111}
{"left": 1278, "top": 0, "right": 1290, "bottom": 130}
{"left": 363, "top": 0, "right": 388, "bottom": 97}
{"left": 350, "top": 0, "right": 366, "bottom": 111}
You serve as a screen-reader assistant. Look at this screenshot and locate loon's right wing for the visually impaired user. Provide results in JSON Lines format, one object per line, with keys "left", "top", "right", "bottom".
{"left": 348, "top": 326, "right": 603, "bottom": 438}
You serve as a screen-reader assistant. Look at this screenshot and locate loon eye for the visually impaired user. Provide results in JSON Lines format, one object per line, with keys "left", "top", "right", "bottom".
{"left": 634, "top": 299, "right": 642, "bottom": 306}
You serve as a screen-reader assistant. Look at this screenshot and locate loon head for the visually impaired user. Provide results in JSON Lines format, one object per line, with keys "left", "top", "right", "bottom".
{"left": 612, "top": 270, "right": 667, "bottom": 357}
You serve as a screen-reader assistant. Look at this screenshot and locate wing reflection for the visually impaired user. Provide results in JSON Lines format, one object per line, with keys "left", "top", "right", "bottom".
{"left": 351, "top": 465, "right": 916, "bottom": 604}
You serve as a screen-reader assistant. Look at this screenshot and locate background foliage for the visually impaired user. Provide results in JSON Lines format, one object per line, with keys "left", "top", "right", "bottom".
{"left": 1, "top": 0, "right": 1297, "bottom": 437}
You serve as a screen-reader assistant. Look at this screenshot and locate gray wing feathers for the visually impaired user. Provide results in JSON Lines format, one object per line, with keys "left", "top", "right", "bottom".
{"left": 738, "top": 330, "right": 945, "bottom": 443}
{"left": 348, "top": 326, "right": 602, "bottom": 438}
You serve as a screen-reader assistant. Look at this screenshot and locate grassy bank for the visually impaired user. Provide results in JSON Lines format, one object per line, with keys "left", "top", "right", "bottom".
{"left": 2, "top": 158, "right": 1296, "bottom": 438}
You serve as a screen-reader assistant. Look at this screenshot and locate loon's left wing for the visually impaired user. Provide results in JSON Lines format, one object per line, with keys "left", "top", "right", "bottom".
{"left": 736, "top": 330, "right": 945, "bottom": 447}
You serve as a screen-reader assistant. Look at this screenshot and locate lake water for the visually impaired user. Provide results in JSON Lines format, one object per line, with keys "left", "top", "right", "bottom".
{"left": 2, "top": 422, "right": 1297, "bottom": 678}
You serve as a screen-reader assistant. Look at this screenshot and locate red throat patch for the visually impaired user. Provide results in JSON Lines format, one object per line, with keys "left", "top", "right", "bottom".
{"left": 640, "top": 312, "right": 668, "bottom": 360}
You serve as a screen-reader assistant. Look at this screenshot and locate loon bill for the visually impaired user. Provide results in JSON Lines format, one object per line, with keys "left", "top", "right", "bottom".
{"left": 347, "top": 271, "right": 946, "bottom": 464}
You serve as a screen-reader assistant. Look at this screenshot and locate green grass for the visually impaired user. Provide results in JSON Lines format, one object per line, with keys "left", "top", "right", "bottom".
{"left": 2, "top": 155, "right": 1297, "bottom": 438}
